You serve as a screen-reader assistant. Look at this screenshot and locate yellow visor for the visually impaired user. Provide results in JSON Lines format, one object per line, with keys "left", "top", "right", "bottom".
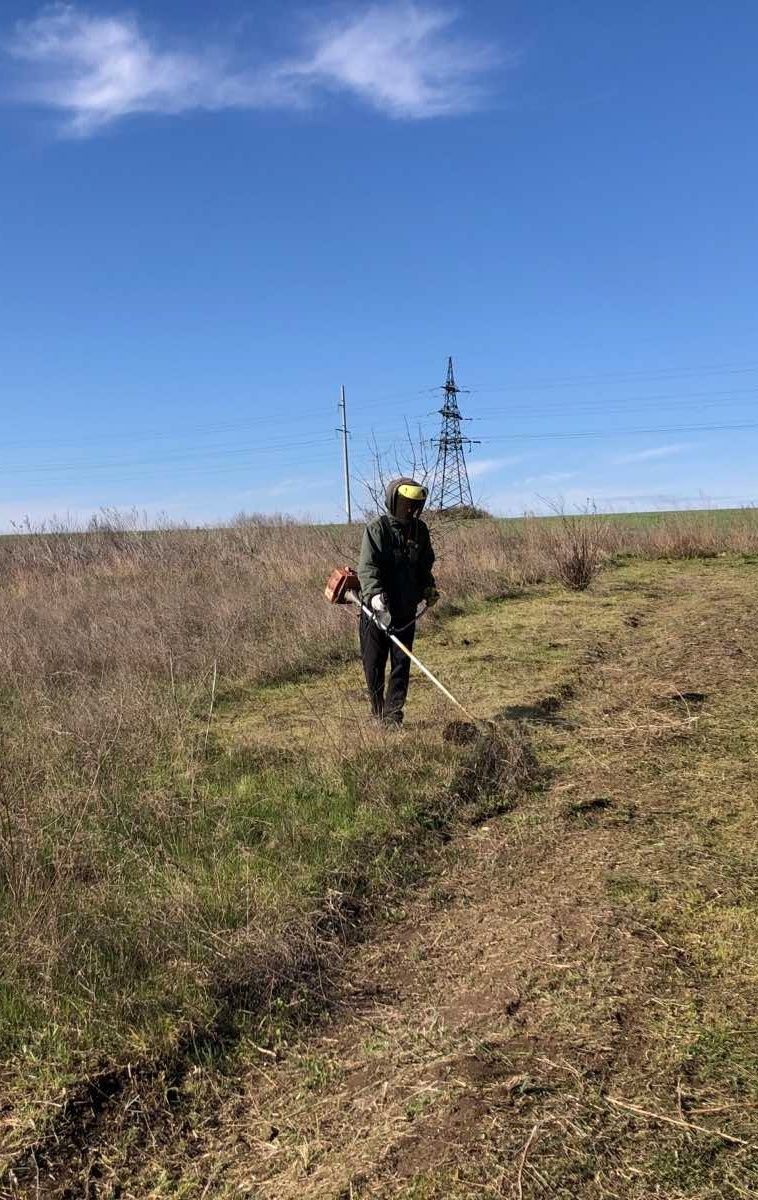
{"left": 397, "top": 484, "right": 427, "bottom": 501}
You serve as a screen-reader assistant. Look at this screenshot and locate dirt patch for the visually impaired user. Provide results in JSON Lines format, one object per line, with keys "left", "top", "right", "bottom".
{"left": 387, "top": 1093, "right": 490, "bottom": 1181}
{"left": 566, "top": 794, "right": 613, "bottom": 818}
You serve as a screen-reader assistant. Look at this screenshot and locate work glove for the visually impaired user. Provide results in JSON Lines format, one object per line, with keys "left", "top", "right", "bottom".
{"left": 424, "top": 585, "right": 440, "bottom": 608}
{"left": 370, "top": 592, "right": 391, "bottom": 628}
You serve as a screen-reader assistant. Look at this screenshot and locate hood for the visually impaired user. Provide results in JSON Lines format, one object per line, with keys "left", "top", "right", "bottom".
{"left": 385, "top": 477, "right": 428, "bottom": 520}
{"left": 385, "top": 477, "right": 415, "bottom": 516}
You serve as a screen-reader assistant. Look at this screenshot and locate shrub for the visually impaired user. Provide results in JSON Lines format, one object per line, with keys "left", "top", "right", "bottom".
{"left": 540, "top": 505, "right": 610, "bottom": 591}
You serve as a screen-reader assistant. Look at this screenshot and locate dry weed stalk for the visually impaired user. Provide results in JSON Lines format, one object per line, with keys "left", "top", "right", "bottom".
{"left": 605, "top": 1094, "right": 757, "bottom": 1150}
{"left": 539, "top": 501, "right": 611, "bottom": 591}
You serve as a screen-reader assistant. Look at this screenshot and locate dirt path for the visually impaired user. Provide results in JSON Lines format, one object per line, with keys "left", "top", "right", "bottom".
{"left": 10, "top": 559, "right": 758, "bottom": 1198}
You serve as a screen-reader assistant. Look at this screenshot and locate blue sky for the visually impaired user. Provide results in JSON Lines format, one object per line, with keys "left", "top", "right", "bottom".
{"left": 1, "top": 0, "right": 757, "bottom": 528}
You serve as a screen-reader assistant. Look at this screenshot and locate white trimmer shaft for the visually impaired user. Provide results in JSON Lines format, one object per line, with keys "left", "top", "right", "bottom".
{"left": 346, "top": 592, "right": 480, "bottom": 725}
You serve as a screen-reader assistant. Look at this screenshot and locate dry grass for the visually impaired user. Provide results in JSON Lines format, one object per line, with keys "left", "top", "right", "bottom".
{"left": 538, "top": 505, "right": 609, "bottom": 590}
{"left": 123, "top": 555, "right": 755, "bottom": 1200}
{"left": 1, "top": 508, "right": 757, "bottom": 1184}
{"left": 0, "top": 510, "right": 544, "bottom": 1159}
{"left": 599, "top": 505, "right": 758, "bottom": 560}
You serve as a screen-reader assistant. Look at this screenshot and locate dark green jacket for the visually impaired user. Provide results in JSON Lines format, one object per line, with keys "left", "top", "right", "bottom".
{"left": 357, "top": 515, "right": 436, "bottom": 620}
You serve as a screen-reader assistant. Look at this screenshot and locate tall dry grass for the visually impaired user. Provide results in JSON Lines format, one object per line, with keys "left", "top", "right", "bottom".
{"left": 0, "top": 512, "right": 540, "bottom": 1108}
{"left": 1, "top": 506, "right": 755, "bottom": 841}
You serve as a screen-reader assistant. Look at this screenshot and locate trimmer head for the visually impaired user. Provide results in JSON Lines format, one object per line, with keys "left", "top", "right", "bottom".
{"left": 324, "top": 566, "right": 361, "bottom": 605}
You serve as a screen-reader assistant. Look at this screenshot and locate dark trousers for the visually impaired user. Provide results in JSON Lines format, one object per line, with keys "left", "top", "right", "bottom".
{"left": 359, "top": 615, "right": 416, "bottom": 723}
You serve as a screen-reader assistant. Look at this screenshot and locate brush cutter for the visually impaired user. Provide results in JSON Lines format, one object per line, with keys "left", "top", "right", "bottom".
{"left": 325, "top": 566, "right": 480, "bottom": 725}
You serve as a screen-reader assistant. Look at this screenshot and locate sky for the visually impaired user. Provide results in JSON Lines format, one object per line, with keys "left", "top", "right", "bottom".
{"left": 1, "top": 0, "right": 757, "bottom": 528}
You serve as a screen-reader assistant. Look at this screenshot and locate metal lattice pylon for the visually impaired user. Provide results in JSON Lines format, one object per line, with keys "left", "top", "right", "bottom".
{"left": 429, "top": 357, "right": 479, "bottom": 511}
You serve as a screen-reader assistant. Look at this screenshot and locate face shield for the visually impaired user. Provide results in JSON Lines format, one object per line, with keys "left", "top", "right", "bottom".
{"left": 394, "top": 482, "right": 428, "bottom": 524}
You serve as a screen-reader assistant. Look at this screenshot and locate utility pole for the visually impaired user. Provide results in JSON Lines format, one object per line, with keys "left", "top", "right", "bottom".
{"left": 338, "top": 384, "right": 353, "bottom": 524}
{"left": 429, "top": 358, "right": 479, "bottom": 511}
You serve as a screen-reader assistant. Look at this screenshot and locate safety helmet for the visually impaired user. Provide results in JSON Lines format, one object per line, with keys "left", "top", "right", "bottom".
{"left": 386, "top": 478, "right": 428, "bottom": 524}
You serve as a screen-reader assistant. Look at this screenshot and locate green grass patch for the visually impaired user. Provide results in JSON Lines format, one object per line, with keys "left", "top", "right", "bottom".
{"left": 0, "top": 725, "right": 474, "bottom": 1142}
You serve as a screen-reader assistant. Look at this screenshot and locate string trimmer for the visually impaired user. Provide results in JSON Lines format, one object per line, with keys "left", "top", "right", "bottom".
{"left": 325, "top": 566, "right": 481, "bottom": 725}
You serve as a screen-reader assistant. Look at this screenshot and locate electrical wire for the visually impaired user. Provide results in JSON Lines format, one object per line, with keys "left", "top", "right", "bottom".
{"left": 466, "top": 361, "right": 758, "bottom": 393}
{"left": 0, "top": 435, "right": 335, "bottom": 477}
{"left": 469, "top": 386, "right": 758, "bottom": 420}
{"left": 480, "top": 419, "right": 758, "bottom": 443}
{"left": 4, "top": 360, "right": 758, "bottom": 454}
{"left": 4, "top": 357, "right": 758, "bottom": 496}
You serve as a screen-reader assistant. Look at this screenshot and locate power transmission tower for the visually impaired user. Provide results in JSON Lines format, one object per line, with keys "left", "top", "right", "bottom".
{"left": 429, "top": 357, "right": 479, "bottom": 511}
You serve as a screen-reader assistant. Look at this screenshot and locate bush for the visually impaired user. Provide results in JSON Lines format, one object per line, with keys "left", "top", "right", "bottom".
{"left": 540, "top": 505, "right": 610, "bottom": 591}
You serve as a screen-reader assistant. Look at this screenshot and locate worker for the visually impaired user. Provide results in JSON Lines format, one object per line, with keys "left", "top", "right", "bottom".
{"left": 357, "top": 478, "right": 439, "bottom": 725}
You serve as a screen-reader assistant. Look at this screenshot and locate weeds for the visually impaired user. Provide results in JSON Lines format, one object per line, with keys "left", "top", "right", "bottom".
{"left": 539, "top": 503, "right": 610, "bottom": 590}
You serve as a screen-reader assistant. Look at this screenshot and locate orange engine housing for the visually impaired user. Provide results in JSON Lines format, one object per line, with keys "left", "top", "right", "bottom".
{"left": 324, "top": 566, "right": 361, "bottom": 604}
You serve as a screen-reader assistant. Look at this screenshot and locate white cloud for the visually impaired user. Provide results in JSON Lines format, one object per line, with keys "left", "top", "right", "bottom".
{"left": 484, "top": 482, "right": 747, "bottom": 518}
{"left": 511, "top": 470, "right": 579, "bottom": 486}
{"left": 247, "top": 475, "right": 334, "bottom": 500}
{"left": 612, "top": 442, "right": 693, "bottom": 465}
{"left": 466, "top": 455, "right": 525, "bottom": 479}
{"left": 291, "top": 4, "right": 499, "bottom": 119}
{"left": 6, "top": 3, "right": 501, "bottom": 135}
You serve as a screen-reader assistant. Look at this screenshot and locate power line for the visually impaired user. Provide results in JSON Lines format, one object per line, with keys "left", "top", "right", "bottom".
{"left": 470, "top": 386, "right": 758, "bottom": 420}
{"left": 3, "top": 359, "right": 758, "bottom": 453}
{"left": 481, "top": 419, "right": 758, "bottom": 443}
{"left": 0, "top": 435, "right": 335, "bottom": 477}
{"left": 4, "top": 354, "right": 758, "bottom": 503}
{"left": 0, "top": 382, "right": 753, "bottom": 458}
{"left": 466, "top": 361, "right": 758, "bottom": 393}
{"left": 1, "top": 452, "right": 340, "bottom": 492}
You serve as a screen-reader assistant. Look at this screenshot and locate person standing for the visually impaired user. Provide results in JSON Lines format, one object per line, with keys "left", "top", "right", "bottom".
{"left": 357, "top": 478, "right": 439, "bottom": 725}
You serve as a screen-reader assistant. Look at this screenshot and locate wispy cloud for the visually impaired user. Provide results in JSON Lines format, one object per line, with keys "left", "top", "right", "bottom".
{"left": 484, "top": 483, "right": 691, "bottom": 518}
{"left": 291, "top": 4, "right": 499, "bottom": 119}
{"left": 512, "top": 470, "right": 578, "bottom": 486}
{"left": 466, "top": 455, "right": 525, "bottom": 479}
{"left": 612, "top": 442, "right": 693, "bottom": 465}
{"left": 6, "top": 3, "right": 502, "bottom": 135}
{"left": 255, "top": 475, "right": 333, "bottom": 500}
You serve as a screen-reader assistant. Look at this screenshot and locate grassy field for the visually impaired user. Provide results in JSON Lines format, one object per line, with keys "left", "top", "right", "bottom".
{"left": 501, "top": 505, "right": 754, "bottom": 526}
{"left": 1, "top": 509, "right": 757, "bottom": 1196}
